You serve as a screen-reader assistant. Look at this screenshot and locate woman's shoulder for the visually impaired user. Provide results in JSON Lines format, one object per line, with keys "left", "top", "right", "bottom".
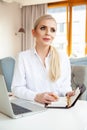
{"left": 15, "top": 49, "right": 34, "bottom": 61}
{"left": 57, "top": 49, "right": 68, "bottom": 58}
{"left": 18, "top": 48, "right": 34, "bottom": 57}
{"left": 57, "top": 50, "right": 70, "bottom": 65}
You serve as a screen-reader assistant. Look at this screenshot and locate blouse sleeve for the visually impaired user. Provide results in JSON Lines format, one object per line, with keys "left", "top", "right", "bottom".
{"left": 58, "top": 51, "right": 72, "bottom": 96}
{"left": 11, "top": 53, "right": 37, "bottom": 101}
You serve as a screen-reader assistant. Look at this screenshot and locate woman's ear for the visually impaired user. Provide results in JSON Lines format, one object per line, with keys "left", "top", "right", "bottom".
{"left": 32, "top": 29, "right": 36, "bottom": 37}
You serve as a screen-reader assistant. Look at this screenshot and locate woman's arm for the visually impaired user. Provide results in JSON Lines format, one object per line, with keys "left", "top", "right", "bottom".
{"left": 58, "top": 51, "right": 72, "bottom": 96}
{"left": 11, "top": 53, "right": 37, "bottom": 101}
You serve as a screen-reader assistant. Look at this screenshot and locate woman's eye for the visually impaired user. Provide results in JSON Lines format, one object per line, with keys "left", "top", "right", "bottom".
{"left": 40, "top": 26, "right": 46, "bottom": 30}
{"left": 51, "top": 28, "right": 56, "bottom": 32}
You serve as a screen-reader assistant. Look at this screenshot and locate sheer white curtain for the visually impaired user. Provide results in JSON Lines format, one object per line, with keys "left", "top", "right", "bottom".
{"left": 21, "top": 4, "right": 47, "bottom": 51}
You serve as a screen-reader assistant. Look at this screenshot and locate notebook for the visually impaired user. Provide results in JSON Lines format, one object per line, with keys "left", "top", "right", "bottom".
{"left": 0, "top": 74, "right": 46, "bottom": 119}
{"left": 45, "top": 84, "right": 86, "bottom": 109}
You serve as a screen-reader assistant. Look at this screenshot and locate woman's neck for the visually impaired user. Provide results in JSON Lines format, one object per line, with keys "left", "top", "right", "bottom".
{"left": 35, "top": 44, "right": 50, "bottom": 64}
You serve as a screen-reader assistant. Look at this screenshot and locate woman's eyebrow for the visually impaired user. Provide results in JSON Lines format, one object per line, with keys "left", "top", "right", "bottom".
{"left": 40, "top": 25, "right": 46, "bottom": 27}
{"left": 40, "top": 25, "right": 56, "bottom": 29}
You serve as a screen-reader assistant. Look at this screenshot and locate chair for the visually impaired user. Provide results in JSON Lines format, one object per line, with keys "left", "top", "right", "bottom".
{"left": 0, "top": 57, "right": 15, "bottom": 92}
{"left": 71, "top": 65, "right": 87, "bottom": 100}
{"left": 70, "top": 56, "right": 87, "bottom": 65}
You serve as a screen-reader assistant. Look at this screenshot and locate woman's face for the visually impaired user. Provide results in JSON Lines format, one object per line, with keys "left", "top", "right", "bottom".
{"left": 32, "top": 19, "right": 57, "bottom": 46}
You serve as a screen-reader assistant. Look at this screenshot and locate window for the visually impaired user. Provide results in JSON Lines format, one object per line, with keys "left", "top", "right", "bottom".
{"left": 47, "top": 4, "right": 87, "bottom": 57}
{"left": 72, "top": 5, "right": 86, "bottom": 57}
{"left": 47, "top": 7, "right": 67, "bottom": 51}
{"left": 60, "top": 23, "right": 64, "bottom": 33}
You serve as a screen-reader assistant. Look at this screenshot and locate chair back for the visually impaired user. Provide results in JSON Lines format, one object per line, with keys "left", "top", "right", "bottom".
{"left": 71, "top": 65, "right": 87, "bottom": 100}
{"left": 0, "top": 57, "right": 15, "bottom": 92}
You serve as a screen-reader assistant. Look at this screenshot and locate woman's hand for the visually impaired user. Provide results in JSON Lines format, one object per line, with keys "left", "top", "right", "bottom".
{"left": 66, "top": 91, "right": 75, "bottom": 107}
{"left": 34, "top": 92, "right": 58, "bottom": 104}
{"left": 66, "top": 91, "right": 75, "bottom": 97}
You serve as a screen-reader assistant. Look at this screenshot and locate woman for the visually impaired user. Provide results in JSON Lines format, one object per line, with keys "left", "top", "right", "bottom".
{"left": 11, "top": 14, "right": 74, "bottom": 104}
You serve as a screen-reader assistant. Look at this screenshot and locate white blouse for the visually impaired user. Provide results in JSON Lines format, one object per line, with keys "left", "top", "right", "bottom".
{"left": 11, "top": 48, "right": 72, "bottom": 101}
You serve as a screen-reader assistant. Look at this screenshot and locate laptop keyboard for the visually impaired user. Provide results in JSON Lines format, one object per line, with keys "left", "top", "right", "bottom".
{"left": 11, "top": 103, "right": 32, "bottom": 115}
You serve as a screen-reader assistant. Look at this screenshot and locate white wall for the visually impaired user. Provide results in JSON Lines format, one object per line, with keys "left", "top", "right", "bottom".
{"left": 0, "top": 2, "right": 21, "bottom": 59}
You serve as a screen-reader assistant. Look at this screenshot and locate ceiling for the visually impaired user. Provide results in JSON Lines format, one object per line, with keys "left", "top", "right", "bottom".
{"left": 1, "top": 0, "right": 66, "bottom": 6}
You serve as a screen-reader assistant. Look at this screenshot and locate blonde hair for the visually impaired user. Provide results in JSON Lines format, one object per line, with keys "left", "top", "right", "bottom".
{"left": 49, "top": 46, "right": 60, "bottom": 81}
{"left": 34, "top": 14, "right": 60, "bottom": 81}
{"left": 34, "top": 14, "right": 57, "bottom": 30}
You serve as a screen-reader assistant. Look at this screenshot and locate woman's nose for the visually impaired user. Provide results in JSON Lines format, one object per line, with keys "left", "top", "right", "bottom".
{"left": 45, "top": 29, "right": 50, "bottom": 35}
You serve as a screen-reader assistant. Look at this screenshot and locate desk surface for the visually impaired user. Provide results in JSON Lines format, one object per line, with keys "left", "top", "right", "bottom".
{"left": 0, "top": 100, "right": 87, "bottom": 130}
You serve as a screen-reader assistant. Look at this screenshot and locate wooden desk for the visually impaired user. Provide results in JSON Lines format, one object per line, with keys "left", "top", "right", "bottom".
{"left": 0, "top": 100, "right": 87, "bottom": 130}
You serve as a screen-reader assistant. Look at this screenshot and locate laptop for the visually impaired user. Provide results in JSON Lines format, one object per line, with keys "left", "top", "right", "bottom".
{"left": 0, "top": 74, "right": 46, "bottom": 119}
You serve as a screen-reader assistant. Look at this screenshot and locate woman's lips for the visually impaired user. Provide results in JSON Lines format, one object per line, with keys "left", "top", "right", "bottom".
{"left": 43, "top": 38, "right": 51, "bottom": 41}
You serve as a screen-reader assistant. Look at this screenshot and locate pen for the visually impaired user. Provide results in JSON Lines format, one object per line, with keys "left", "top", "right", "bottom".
{"left": 45, "top": 103, "right": 48, "bottom": 107}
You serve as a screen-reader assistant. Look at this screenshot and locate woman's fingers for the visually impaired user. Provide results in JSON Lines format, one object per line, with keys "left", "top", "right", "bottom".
{"left": 66, "top": 91, "right": 75, "bottom": 97}
{"left": 35, "top": 92, "right": 58, "bottom": 104}
{"left": 49, "top": 92, "right": 59, "bottom": 100}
